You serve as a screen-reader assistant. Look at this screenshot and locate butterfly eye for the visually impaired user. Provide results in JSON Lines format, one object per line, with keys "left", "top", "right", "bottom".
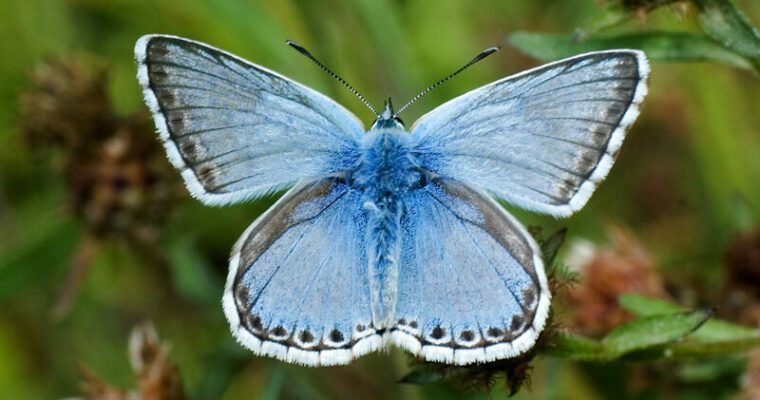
{"left": 333, "top": 173, "right": 353, "bottom": 186}
{"left": 413, "top": 170, "right": 431, "bottom": 189}
{"left": 417, "top": 174, "right": 428, "bottom": 188}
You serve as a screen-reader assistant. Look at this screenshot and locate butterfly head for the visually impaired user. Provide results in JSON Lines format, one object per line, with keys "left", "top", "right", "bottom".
{"left": 371, "top": 98, "right": 405, "bottom": 130}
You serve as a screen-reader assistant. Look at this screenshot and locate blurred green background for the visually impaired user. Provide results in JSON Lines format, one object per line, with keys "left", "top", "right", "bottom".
{"left": 1, "top": 0, "right": 760, "bottom": 399}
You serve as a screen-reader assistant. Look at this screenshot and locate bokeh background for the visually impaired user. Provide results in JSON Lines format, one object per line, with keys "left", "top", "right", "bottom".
{"left": 1, "top": 0, "right": 760, "bottom": 399}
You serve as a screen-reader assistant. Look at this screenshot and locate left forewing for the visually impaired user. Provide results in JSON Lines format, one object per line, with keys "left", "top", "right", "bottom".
{"left": 411, "top": 50, "right": 649, "bottom": 217}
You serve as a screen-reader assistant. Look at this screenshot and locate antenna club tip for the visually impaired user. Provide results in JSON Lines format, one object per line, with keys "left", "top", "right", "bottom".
{"left": 285, "top": 39, "right": 303, "bottom": 49}
{"left": 481, "top": 46, "right": 500, "bottom": 56}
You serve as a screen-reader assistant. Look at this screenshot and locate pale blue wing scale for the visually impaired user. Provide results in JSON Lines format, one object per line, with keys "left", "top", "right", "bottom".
{"left": 222, "top": 179, "right": 380, "bottom": 366}
{"left": 391, "top": 179, "right": 550, "bottom": 365}
{"left": 411, "top": 51, "right": 649, "bottom": 217}
{"left": 135, "top": 35, "right": 364, "bottom": 205}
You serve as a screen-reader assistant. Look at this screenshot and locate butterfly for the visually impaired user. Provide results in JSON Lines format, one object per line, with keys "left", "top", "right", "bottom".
{"left": 135, "top": 34, "right": 648, "bottom": 366}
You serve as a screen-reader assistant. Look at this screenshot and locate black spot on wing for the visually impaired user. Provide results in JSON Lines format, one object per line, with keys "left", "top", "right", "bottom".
{"left": 329, "top": 329, "right": 344, "bottom": 343}
{"left": 270, "top": 325, "right": 288, "bottom": 338}
{"left": 234, "top": 286, "right": 250, "bottom": 314}
{"left": 522, "top": 287, "right": 537, "bottom": 307}
{"left": 244, "top": 314, "right": 264, "bottom": 333}
{"left": 430, "top": 326, "right": 446, "bottom": 340}
{"left": 487, "top": 327, "right": 504, "bottom": 338}
{"left": 510, "top": 315, "right": 525, "bottom": 331}
{"left": 298, "top": 330, "right": 315, "bottom": 344}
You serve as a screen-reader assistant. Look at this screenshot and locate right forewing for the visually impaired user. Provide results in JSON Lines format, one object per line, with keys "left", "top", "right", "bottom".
{"left": 135, "top": 35, "right": 364, "bottom": 205}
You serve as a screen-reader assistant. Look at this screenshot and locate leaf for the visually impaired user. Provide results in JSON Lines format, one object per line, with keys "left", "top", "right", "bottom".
{"left": 540, "top": 228, "right": 567, "bottom": 265}
{"left": 548, "top": 333, "right": 606, "bottom": 361}
{"left": 508, "top": 31, "right": 754, "bottom": 71}
{"left": 573, "top": 3, "right": 632, "bottom": 41}
{"left": 549, "top": 309, "right": 712, "bottom": 361}
{"left": 620, "top": 294, "right": 760, "bottom": 343}
{"left": 574, "top": 0, "right": 683, "bottom": 40}
{"left": 398, "top": 367, "right": 449, "bottom": 385}
{"left": 602, "top": 309, "right": 713, "bottom": 357}
{"left": 0, "top": 217, "right": 81, "bottom": 303}
{"left": 166, "top": 237, "right": 219, "bottom": 304}
{"left": 695, "top": 0, "right": 760, "bottom": 60}
{"left": 619, "top": 293, "right": 684, "bottom": 316}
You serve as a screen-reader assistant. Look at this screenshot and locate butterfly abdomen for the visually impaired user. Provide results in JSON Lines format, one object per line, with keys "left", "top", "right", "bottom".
{"left": 354, "top": 128, "right": 423, "bottom": 328}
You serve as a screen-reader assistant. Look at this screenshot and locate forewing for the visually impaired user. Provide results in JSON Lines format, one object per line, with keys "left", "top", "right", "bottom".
{"left": 135, "top": 35, "right": 364, "bottom": 205}
{"left": 222, "top": 179, "right": 379, "bottom": 366}
{"left": 392, "top": 179, "right": 550, "bottom": 364}
{"left": 411, "top": 51, "right": 649, "bottom": 217}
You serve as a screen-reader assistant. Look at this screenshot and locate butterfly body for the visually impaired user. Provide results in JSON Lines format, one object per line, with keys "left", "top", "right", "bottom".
{"left": 354, "top": 104, "right": 427, "bottom": 328}
{"left": 135, "top": 35, "right": 649, "bottom": 366}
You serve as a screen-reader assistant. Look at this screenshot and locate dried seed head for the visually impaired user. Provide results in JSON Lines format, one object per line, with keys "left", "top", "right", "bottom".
{"left": 19, "top": 57, "right": 113, "bottom": 150}
{"left": 18, "top": 57, "right": 184, "bottom": 241}
{"left": 78, "top": 322, "right": 186, "bottom": 400}
{"left": 562, "top": 225, "right": 667, "bottom": 337}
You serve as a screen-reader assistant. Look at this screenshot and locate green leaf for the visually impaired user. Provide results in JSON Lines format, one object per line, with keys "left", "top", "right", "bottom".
{"left": 619, "top": 293, "right": 685, "bottom": 316}
{"left": 398, "top": 367, "right": 449, "bottom": 385}
{"left": 540, "top": 228, "right": 567, "bottom": 265}
{"left": 695, "top": 0, "right": 760, "bottom": 60}
{"left": 602, "top": 310, "right": 713, "bottom": 357}
{"left": 677, "top": 357, "right": 746, "bottom": 383}
{"left": 0, "top": 217, "right": 81, "bottom": 303}
{"left": 548, "top": 333, "right": 606, "bottom": 361}
{"left": 573, "top": 3, "right": 632, "bottom": 41}
{"left": 508, "top": 31, "right": 754, "bottom": 71}
{"left": 620, "top": 294, "right": 759, "bottom": 343}
{"left": 574, "top": 0, "right": 683, "bottom": 40}
{"left": 549, "top": 309, "right": 713, "bottom": 361}
{"left": 166, "top": 236, "right": 219, "bottom": 304}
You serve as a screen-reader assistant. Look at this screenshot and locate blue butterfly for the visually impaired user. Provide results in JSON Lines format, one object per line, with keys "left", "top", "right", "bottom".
{"left": 135, "top": 35, "right": 648, "bottom": 366}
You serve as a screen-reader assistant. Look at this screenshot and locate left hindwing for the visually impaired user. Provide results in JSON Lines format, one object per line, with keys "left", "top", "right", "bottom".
{"left": 410, "top": 50, "right": 649, "bottom": 217}
{"left": 135, "top": 35, "right": 364, "bottom": 206}
{"left": 392, "top": 179, "right": 550, "bottom": 365}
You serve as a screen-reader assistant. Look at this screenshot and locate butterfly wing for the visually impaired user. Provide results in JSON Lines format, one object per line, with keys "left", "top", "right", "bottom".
{"left": 391, "top": 179, "right": 549, "bottom": 364}
{"left": 222, "top": 179, "right": 380, "bottom": 366}
{"left": 135, "top": 35, "right": 364, "bottom": 205}
{"left": 410, "top": 50, "right": 649, "bottom": 217}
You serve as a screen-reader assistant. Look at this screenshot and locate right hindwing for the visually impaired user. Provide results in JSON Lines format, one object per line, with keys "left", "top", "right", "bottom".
{"left": 222, "top": 179, "right": 380, "bottom": 366}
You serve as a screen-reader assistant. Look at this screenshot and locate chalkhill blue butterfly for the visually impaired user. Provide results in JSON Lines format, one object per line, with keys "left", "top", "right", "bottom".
{"left": 135, "top": 35, "right": 648, "bottom": 366}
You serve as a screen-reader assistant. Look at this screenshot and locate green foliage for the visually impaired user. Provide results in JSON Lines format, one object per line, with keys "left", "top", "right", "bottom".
{"left": 695, "top": 0, "right": 760, "bottom": 60}
{"left": 509, "top": 31, "right": 755, "bottom": 71}
{"left": 510, "top": 0, "right": 760, "bottom": 75}
{"left": 552, "top": 295, "right": 760, "bottom": 362}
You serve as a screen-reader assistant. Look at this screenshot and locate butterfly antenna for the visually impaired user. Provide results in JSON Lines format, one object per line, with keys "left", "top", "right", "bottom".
{"left": 395, "top": 46, "right": 500, "bottom": 116}
{"left": 286, "top": 40, "right": 379, "bottom": 117}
